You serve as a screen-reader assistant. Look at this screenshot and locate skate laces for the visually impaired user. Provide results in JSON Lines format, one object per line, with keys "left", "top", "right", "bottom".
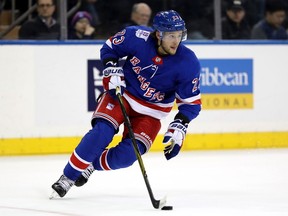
{"left": 82, "top": 164, "right": 95, "bottom": 179}
{"left": 58, "top": 175, "right": 74, "bottom": 190}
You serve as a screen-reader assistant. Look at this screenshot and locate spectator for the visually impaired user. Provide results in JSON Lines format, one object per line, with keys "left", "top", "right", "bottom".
{"left": 18, "top": 0, "right": 60, "bottom": 40}
{"left": 251, "top": 0, "right": 287, "bottom": 39}
{"left": 122, "top": 3, "right": 152, "bottom": 28}
{"left": 222, "top": 0, "right": 251, "bottom": 39}
{"left": 68, "top": 11, "right": 95, "bottom": 39}
{"left": 79, "top": 0, "right": 100, "bottom": 27}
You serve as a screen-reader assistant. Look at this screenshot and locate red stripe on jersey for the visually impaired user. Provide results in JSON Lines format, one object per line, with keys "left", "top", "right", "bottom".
{"left": 70, "top": 152, "right": 90, "bottom": 170}
{"left": 125, "top": 91, "right": 173, "bottom": 113}
{"left": 100, "top": 150, "right": 111, "bottom": 171}
{"left": 193, "top": 99, "right": 202, "bottom": 105}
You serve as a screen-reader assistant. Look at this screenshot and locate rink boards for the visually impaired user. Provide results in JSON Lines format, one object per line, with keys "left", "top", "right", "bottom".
{"left": 0, "top": 41, "right": 287, "bottom": 155}
{"left": 1, "top": 132, "right": 288, "bottom": 155}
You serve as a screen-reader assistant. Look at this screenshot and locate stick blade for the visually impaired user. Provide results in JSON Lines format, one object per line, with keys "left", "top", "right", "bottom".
{"left": 153, "top": 196, "right": 167, "bottom": 209}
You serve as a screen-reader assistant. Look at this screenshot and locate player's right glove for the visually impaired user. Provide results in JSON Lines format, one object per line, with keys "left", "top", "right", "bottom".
{"left": 102, "top": 66, "right": 126, "bottom": 98}
{"left": 163, "top": 119, "right": 188, "bottom": 160}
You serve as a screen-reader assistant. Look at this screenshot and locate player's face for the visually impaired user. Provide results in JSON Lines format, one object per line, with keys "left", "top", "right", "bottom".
{"left": 157, "top": 31, "right": 182, "bottom": 55}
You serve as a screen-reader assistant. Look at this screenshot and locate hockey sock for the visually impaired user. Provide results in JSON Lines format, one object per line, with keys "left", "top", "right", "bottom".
{"left": 92, "top": 138, "right": 146, "bottom": 171}
{"left": 64, "top": 119, "right": 115, "bottom": 180}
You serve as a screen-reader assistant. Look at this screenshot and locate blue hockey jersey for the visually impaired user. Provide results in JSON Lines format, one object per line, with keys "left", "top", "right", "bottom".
{"left": 100, "top": 26, "right": 201, "bottom": 122}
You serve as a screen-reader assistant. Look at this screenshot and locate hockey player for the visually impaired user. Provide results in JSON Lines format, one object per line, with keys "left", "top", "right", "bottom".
{"left": 50, "top": 10, "right": 201, "bottom": 198}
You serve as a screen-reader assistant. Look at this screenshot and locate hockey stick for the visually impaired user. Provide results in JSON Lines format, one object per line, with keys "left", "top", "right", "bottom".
{"left": 116, "top": 87, "right": 167, "bottom": 209}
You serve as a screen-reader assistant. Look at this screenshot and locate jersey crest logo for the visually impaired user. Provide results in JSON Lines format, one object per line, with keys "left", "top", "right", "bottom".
{"left": 135, "top": 29, "right": 150, "bottom": 41}
{"left": 152, "top": 56, "right": 163, "bottom": 65}
{"left": 130, "top": 56, "right": 141, "bottom": 66}
{"left": 132, "top": 66, "right": 141, "bottom": 74}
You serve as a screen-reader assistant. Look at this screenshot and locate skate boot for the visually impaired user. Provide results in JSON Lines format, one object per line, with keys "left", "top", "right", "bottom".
{"left": 75, "top": 164, "right": 95, "bottom": 187}
{"left": 50, "top": 175, "right": 74, "bottom": 199}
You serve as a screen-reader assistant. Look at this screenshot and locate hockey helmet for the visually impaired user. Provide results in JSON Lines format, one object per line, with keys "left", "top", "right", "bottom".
{"left": 152, "top": 10, "right": 187, "bottom": 41}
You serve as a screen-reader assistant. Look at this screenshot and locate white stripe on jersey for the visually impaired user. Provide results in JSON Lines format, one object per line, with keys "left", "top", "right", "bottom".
{"left": 123, "top": 93, "right": 172, "bottom": 120}
{"left": 176, "top": 93, "right": 201, "bottom": 103}
{"left": 105, "top": 39, "right": 112, "bottom": 49}
{"left": 73, "top": 150, "right": 90, "bottom": 165}
{"left": 68, "top": 160, "right": 85, "bottom": 172}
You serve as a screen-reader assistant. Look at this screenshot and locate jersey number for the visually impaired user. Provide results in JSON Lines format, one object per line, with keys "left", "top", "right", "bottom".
{"left": 192, "top": 78, "right": 199, "bottom": 92}
{"left": 112, "top": 30, "right": 126, "bottom": 45}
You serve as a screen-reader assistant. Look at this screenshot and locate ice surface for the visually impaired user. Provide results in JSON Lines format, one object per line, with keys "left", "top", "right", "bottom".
{"left": 1, "top": 149, "right": 288, "bottom": 216}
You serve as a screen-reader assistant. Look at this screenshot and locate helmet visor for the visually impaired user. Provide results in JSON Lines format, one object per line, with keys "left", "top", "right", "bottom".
{"left": 160, "top": 29, "right": 187, "bottom": 42}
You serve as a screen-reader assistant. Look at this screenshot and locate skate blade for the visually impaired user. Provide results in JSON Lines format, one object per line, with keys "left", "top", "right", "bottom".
{"left": 49, "top": 190, "right": 60, "bottom": 199}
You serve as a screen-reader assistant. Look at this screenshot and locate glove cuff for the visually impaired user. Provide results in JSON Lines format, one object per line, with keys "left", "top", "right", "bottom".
{"left": 174, "top": 112, "right": 190, "bottom": 125}
{"left": 103, "top": 58, "right": 119, "bottom": 67}
{"left": 103, "top": 67, "right": 124, "bottom": 77}
{"left": 168, "top": 122, "right": 187, "bottom": 135}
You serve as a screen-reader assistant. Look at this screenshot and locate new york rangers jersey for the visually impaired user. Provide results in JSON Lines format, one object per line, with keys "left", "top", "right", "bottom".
{"left": 100, "top": 26, "right": 201, "bottom": 122}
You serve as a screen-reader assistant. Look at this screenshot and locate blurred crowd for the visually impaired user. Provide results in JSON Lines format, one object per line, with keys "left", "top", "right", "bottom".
{"left": 1, "top": 0, "right": 288, "bottom": 40}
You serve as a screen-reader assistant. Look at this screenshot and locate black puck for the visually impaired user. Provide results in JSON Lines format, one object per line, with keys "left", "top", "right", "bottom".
{"left": 161, "top": 206, "right": 173, "bottom": 210}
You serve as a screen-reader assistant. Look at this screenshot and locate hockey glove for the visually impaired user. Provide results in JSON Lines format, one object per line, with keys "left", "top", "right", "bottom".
{"left": 103, "top": 67, "right": 126, "bottom": 98}
{"left": 163, "top": 119, "right": 188, "bottom": 160}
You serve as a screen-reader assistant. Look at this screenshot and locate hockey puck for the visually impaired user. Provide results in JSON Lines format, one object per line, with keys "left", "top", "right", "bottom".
{"left": 161, "top": 206, "right": 173, "bottom": 210}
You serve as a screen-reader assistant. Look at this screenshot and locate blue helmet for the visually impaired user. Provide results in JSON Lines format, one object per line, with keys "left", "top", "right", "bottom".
{"left": 153, "top": 10, "right": 187, "bottom": 40}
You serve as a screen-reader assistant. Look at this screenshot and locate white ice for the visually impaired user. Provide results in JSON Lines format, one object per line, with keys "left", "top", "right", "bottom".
{"left": 1, "top": 149, "right": 288, "bottom": 216}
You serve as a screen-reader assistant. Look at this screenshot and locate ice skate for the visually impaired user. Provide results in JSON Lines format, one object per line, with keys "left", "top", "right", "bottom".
{"left": 75, "top": 164, "right": 95, "bottom": 187}
{"left": 50, "top": 175, "right": 74, "bottom": 199}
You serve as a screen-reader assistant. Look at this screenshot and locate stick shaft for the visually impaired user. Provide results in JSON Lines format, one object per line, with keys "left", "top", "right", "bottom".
{"left": 116, "top": 88, "right": 161, "bottom": 209}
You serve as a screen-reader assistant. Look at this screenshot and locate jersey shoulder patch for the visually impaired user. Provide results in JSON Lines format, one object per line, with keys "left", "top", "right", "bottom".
{"left": 135, "top": 29, "right": 151, "bottom": 41}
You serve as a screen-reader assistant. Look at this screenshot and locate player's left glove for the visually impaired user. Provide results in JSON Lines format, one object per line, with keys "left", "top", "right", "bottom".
{"left": 102, "top": 66, "right": 126, "bottom": 98}
{"left": 163, "top": 119, "right": 188, "bottom": 160}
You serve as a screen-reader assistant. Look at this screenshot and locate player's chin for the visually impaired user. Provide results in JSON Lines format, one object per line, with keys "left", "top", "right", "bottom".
{"left": 168, "top": 48, "right": 177, "bottom": 55}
